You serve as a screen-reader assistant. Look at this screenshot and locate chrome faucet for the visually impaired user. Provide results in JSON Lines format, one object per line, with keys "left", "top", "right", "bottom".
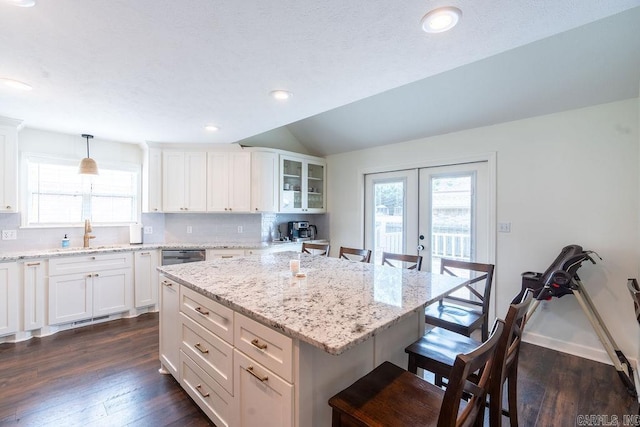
{"left": 83, "top": 219, "right": 96, "bottom": 248}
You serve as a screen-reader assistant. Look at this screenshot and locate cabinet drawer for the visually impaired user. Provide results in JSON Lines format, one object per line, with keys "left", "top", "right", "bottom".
{"left": 206, "top": 249, "right": 246, "bottom": 259}
{"left": 180, "top": 351, "right": 234, "bottom": 427}
{"left": 180, "top": 286, "right": 233, "bottom": 344}
{"left": 234, "top": 313, "right": 293, "bottom": 382}
{"left": 180, "top": 312, "right": 233, "bottom": 395}
{"left": 49, "top": 253, "right": 133, "bottom": 276}
{"left": 234, "top": 349, "right": 293, "bottom": 427}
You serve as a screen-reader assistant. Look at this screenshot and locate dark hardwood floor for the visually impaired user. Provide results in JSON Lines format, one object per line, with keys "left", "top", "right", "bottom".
{"left": 0, "top": 313, "right": 636, "bottom": 426}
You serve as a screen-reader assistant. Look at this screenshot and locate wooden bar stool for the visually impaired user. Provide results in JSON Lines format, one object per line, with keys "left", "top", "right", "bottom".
{"left": 301, "top": 242, "right": 330, "bottom": 256}
{"left": 382, "top": 252, "right": 423, "bottom": 270}
{"left": 338, "top": 246, "right": 371, "bottom": 263}
{"left": 425, "top": 258, "right": 495, "bottom": 342}
{"left": 406, "top": 289, "right": 534, "bottom": 427}
{"left": 328, "top": 319, "right": 505, "bottom": 427}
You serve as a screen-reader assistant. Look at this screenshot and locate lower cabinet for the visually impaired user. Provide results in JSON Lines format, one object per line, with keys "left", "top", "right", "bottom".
{"left": 134, "top": 250, "right": 159, "bottom": 308}
{"left": 0, "top": 262, "right": 18, "bottom": 337}
{"left": 22, "top": 260, "right": 45, "bottom": 331}
{"left": 159, "top": 276, "right": 180, "bottom": 378}
{"left": 48, "top": 253, "right": 133, "bottom": 325}
{"left": 168, "top": 285, "right": 295, "bottom": 426}
{"left": 234, "top": 349, "right": 294, "bottom": 427}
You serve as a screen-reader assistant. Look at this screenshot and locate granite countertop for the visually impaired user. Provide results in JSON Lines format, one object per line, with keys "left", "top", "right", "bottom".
{"left": 158, "top": 251, "right": 467, "bottom": 355}
{"left": 0, "top": 242, "right": 274, "bottom": 261}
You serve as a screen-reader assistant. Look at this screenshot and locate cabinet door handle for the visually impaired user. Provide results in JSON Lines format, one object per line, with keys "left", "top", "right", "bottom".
{"left": 94, "top": 273, "right": 99, "bottom": 277}
{"left": 195, "top": 384, "right": 210, "bottom": 398}
{"left": 195, "top": 306, "right": 209, "bottom": 316}
{"left": 251, "top": 338, "right": 267, "bottom": 350}
{"left": 26, "top": 262, "right": 41, "bottom": 267}
{"left": 221, "top": 255, "right": 233, "bottom": 259}
{"left": 162, "top": 280, "right": 172, "bottom": 287}
{"left": 246, "top": 365, "right": 268, "bottom": 382}
{"left": 140, "top": 252, "right": 150, "bottom": 256}
{"left": 194, "top": 342, "right": 209, "bottom": 354}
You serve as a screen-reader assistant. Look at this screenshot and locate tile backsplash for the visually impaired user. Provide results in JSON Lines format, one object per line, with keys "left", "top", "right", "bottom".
{"left": 0, "top": 211, "right": 328, "bottom": 252}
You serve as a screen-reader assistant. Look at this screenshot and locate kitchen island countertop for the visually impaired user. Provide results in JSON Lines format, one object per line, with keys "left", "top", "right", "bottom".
{"left": 158, "top": 251, "right": 467, "bottom": 355}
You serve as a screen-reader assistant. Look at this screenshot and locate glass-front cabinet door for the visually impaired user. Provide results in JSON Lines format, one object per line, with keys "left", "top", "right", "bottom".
{"left": 306, "top": 161, "right": 325, "bottom": 212}
{"left": 280, "top": 155, "right": 326, "bottom": 213}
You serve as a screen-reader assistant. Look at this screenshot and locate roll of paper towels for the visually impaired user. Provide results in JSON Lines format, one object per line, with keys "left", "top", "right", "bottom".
{"left": 129, "top": 223, "right": 143, "bottom": 244}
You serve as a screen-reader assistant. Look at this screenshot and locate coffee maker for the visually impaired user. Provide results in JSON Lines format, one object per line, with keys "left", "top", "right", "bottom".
{"left": 287, "top": 221, "right": 311, "bottom": 241}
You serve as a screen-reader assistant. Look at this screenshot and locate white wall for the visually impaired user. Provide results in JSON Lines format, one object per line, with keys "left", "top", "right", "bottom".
{"left": 326, "top": 98, "right": 640, "bottom": 364}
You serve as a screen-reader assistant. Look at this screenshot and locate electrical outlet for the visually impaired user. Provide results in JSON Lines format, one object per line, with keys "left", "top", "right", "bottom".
{"left": 498, "top": 222, "right": 511, "bottom": 233}
{"left": 237, "top": 226, "right": 243, "bottom": 233}
{"left": 143, "top": 226, "right": 153, "bottom": 234}
{"left": 1, "top": 230, "right": 17, "bottom": 240}
{"left": 186, "top": 226, "right": 193, "bottom": 234}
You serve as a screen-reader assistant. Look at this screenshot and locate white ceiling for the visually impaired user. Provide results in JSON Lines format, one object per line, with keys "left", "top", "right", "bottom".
{"left": 1, "top": 0, "right": 639, "bottom": 154}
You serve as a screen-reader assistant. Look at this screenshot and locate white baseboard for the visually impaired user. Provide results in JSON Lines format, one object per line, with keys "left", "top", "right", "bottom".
{"left": 523, "top": 331, "right": 638, "bottom": 368}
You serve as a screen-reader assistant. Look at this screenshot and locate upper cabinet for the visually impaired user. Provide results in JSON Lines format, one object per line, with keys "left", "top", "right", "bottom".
{"left": 0, "top": 118, "right": 21, "bottom": 213}
{"left": 143, "top": 146, "right": 163, "bottom": 213}
{"left": 162, "top": 151, "right": 207, "bottom": 212}
{"left": 251, "top": 151, "right": 278, "bottom": 213}
{"left": 280, "top": 155, "right": 326, "bottom": 213}
{"left": 207, "top": 151, "right": 251, "bottom": 212}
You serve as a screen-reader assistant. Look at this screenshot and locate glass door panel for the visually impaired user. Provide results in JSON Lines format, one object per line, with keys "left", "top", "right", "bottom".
{"left": 364, "top": 170, "right": 418, "bottom": 266}
{"left": 282, "top": 158, "right": 302, "bottom": 210}
{"left": 307, "top": 162, "right": 324, "bottom": 210}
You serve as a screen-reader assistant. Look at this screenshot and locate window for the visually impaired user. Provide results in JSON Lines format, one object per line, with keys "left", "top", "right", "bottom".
{"left": 25, "top": 155, "right": 140, "bottom": 226}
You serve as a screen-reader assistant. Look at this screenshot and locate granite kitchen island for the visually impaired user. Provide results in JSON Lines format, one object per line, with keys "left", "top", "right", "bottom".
{"left": 158, "top": 251, "right": 468, "bottom": 426}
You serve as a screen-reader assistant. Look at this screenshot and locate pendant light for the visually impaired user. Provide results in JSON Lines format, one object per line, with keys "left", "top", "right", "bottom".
{"left": 78, "top": 134, "right": 99, "bottom": 175}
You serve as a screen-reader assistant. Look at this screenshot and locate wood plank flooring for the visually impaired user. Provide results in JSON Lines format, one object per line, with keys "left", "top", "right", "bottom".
{"left": 0, "top": 313, "right": 637, "bottom": 426}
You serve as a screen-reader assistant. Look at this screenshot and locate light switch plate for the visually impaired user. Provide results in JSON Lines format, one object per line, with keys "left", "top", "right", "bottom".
{"left": 498, "top": 222, "right": 511, "bottom": 233}
{"left": 1, "top": 229, "right": 17, "bottom": 240}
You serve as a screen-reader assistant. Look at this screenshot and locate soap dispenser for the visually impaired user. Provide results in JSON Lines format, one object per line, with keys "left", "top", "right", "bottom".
{"left": 62, "top": 234, "right": 70, "bottom": 248}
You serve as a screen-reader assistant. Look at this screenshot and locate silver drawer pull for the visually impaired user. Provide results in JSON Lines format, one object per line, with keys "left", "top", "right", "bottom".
{"left": 162, "top": 281, "right": 172, "bottom": 287}
{"left": 195, "top": 384, "right": 210, "bottom": 398}
{"left": 246, "top": 366, "right": 268, "bottom": 382}
{"left": 195, "top": 307, "right": 209, "bottom": 316}
{"left": 140, "top": 252, "right": 150, "bottom": 256}
{"left": 251, "top": 338, "right": 267, "bottom": 350}
{"left": 194, "top": 342, "right": 209, "bottom": 354}
{"left": 221, "top": 255, "right": 233, "bottom": 259}
{"left": 26, "top": 262, "right": 41, "bottom": 267}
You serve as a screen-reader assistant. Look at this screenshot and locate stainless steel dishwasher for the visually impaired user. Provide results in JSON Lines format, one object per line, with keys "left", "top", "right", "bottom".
{"left": 161, "top": 249, "right": 206, "bottom": 265}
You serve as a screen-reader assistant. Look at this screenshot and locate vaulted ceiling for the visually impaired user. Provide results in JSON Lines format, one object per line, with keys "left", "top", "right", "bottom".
{"left": 1, "top": 1, "right": 639, "bottom": 155}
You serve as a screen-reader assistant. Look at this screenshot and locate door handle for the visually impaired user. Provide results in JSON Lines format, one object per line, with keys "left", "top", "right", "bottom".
{"left": 417, "top": 245, "right": 425, "bottom": 251}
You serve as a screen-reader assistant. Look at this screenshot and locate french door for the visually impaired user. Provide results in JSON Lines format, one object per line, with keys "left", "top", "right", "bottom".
{"left": 364, "top": 162, "right": 490, "bottom": 271}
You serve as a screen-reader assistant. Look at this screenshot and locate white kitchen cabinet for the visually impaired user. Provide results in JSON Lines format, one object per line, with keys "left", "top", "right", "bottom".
{"left": 134, "top": 250, "right": 159, "bottom": 308}
{"left": 22, "top": 260, "right": 45, "bottom": 331}
{"left": 162, "top": 151, "right": 207, "bottom": 212}
{"left": 0, "top": 262, "right": 18, "bottom": 337}
{"left": 159, "top": 275, "right": 180, "bottom": 378}
{"left": 207, "top": 151, "right": 251, "bottom": 212}
{"left": 48, "top": 253, "right": 133, "bottom": 325}
{"left": 143, "top": 146, "right": 163, "bottom": 213}
{"left": 0, "top": 118, "right": 20, "bottom": 212}
{"left": 250, "top": 151, "right": 278, "bottom": 213}
{"left": 280, "top": 154, "right": 326, "bottom": 213}
{"left": 233, "top": 349, "right": 294, "bottom": 427}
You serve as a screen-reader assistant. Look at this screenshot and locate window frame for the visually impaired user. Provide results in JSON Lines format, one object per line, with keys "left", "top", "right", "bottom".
{"left": 20, "top": 152, "right": 142, "bottom": 228}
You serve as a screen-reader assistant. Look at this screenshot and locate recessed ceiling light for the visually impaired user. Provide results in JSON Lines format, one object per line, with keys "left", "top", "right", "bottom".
{"left": 270, "top": 90, "right": 293, "bottom": 101}
{"left": 0, "top": 78, "right": 33, "bottom": 91}
{"left": 5, "top": 0, "right": 36, "bottom": 7}
{"left": 204, "top": 125, "right": 219, "bottom": 132}
{"left": 421, "top": 7, "right": 461, "bottom": 33}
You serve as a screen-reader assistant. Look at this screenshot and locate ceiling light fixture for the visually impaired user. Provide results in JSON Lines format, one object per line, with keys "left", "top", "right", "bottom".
{"left": 204, "top": 124, "right": 219, "bottom": 131}
{"left": 270, "top": 90, "right": 293, "bottom": 101}
{"left": 421, "top": 7, "right": 462, "bottom": 33}
{"left": 5, "top": 0, "right": 36, "bottom": 7}
{"left": 0, "top": 78, "right": 33, "bottom": 91}
{"left": 78, "top": 134, "right": 99, "bottom": 175}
